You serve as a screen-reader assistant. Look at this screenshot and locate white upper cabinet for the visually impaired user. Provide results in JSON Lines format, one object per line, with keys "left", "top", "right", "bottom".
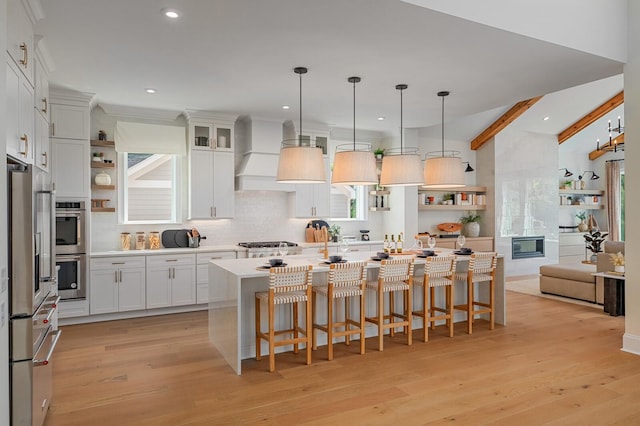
{"left": 7, "top": 0, "right": 35, "bottom": 86}
{"left": 289, "top": 158, "right": 330, "bottom": 218}
{"left": 34, "top": 112, "right": 50, "bottom": 171}
{"left": 6, "top": 58, "right": 34, "bottom": 163}
{"left": 189, "top": 151, "right": 234, "bottom": 219}
{"left": 185, "top": 112, "right": 236, "bottom": 152}
{"left": 50, "top": 104, "right": 90, "bottom": 140}
{"left": 34, "top": 58, "right": 49, "bottom": 121}
{"left": 52, "top": 138, "right": 90, "bottom": 198}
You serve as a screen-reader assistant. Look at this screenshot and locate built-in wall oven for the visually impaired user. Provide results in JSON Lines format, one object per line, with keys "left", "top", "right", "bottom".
{"left": 8, "top": 159, "right": 61, "bottom": 426}
{"left": 55, "top": 201, "right": 88, "bottom": 300}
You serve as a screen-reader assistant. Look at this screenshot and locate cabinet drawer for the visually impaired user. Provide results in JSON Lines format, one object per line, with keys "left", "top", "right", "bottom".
{"left": 196, "top": 251, "right": 236, "bottom": 265}
{"left": 91, "top": 256, "right": 145, "bottom": 270}
{"left": 146, "top": 253, "right": 195, "bottom": 267}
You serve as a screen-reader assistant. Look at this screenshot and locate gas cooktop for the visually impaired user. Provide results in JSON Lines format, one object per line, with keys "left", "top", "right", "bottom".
{"left": 237, "top": 241, "right": 299, "bottom": 248}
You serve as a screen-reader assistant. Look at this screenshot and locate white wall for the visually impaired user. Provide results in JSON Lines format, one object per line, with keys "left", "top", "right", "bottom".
{"left": 1, "top": 0, "right": 10, "bottom": 420}
{"left": 623, "top": 0, "right": 640, "bottom": 355}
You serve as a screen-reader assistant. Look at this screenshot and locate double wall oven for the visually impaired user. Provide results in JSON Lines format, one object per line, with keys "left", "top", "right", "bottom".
{"left": 55, "top": 201, "right": 88, "bottom": 299}
{"left": 8, "top": 160, "right": 61, "bottom": 426}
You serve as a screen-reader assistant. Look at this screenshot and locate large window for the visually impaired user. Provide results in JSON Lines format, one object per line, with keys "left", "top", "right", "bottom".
{"left": 330, "top": 184, "right": 367, "bottom": 219}
{"left": 121, "top": 152, "right": 179, "bottom": 223}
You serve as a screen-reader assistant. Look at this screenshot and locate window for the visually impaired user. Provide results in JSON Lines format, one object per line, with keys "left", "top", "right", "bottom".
{"left": 121, "top": 152, "right": 180, "bottom": 223}
{"left": 330, "top": 184, "right": 367, "bottom": 219}
{"left": 620, "top": 170, "right": 625, "bottom": 240}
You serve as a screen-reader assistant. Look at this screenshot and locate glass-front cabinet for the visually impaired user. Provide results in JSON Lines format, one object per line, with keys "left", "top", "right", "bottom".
{"left": 186, "top": 111, "right": 235, "bottom": 152}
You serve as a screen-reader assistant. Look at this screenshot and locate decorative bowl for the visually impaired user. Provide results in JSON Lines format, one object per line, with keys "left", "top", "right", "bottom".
{"left": 269, "top": 258, "right": 284, "bottom": 267}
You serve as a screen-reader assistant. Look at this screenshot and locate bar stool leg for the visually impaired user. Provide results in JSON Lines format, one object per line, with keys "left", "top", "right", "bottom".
{"left": 430, "top": 287, "right": 436, "bottom": 330}
{"left": 378, "top": 286, "right": 384, "bottom": 351}
{"left": 389, "top": 291, "right": 395, "bottom": 337}
{"left": 422, "top": 283, "right": 429, "bottom": 342}
{"left": 293, "top": 302, "right": 299, "bottom": 354}
{"left": 255, "top": 295, "right": 261, "bottom": 360}
{"left": 467, "top": 276, "right": 473, "bottom": 335}
{"left": 447, "top": 284, "right": 454, "bottom": 337}
{"left": 268, "top": 299, "right": 275, "bottom": 372}
{"left": 490, "top": 278, "right": 495, "bottom": 330}
{"left": 406, "top": 287, "right": 412, "bottom": 346}
{"left": 359, "top": 292, "right": 366, "bottom": 355}
{"left": 306, "top": 296, "right": 312, "bottom": 365}
{"left": 327, "top": 290, "right": 334, "bottom": 361}
{"left": 312, "top": 292, "right": 318, "bottom": 351}
{"left": 345, "top": 296, "right": 351, "bottom": 347}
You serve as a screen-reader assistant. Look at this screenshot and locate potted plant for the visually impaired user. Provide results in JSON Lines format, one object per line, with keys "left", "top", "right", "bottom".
{"left": 584, "top": 229, "right": 608, "bottom": 262}
{"left": 576, "top": 211, "right": 588, "bottom": 232}
{"left": 563, "top": 180, "right": 573, "bottom": 190}
{"left": 328, "top": 224, "right": 341, "bottom": 242}
{"left": 460, "top": 211, "right": 481, "bottom": 237}
{"left": 609, "top": 252, "right": 625, "bottom": 273}
{"left": 374, "top": 148, "right": 385, "bottom": 160}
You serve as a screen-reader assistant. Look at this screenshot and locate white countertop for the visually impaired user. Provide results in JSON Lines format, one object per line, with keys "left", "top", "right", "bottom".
{"left": 91, "top": 245, "right": 245, "bottom": 257}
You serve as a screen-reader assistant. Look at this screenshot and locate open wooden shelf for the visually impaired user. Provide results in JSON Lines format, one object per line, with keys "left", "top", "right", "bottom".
{"left": 91, "top": 162, "right": 115, "bottom": 169}
{"left": 418, "top": 186, "right": 486, "bottom": 192}
{"left": 369, "top": 207, "right": 390, "bottom": 212}
{"left": 559, "top": 189, "right": 604, "bottom": 195}
{"left": 90, "top": 140, "right": 115, "bottom": 148}
{"left": 91, "top": 207, "right": 116, "bottom": 213}
{"left": 559, "top": 205, "right": 603, "bottom": 210}
{"left": 92, "top": 184, "right": 115, "bottom": 190}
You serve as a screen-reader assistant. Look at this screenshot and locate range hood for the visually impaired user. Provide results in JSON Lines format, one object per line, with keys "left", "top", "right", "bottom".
{"left": 235, "top": 117, "right": 294, "bottom": 191}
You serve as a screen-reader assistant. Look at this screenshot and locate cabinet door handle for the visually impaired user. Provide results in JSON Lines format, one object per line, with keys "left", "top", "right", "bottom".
{"left": 42, "top": 97, "right": 48, "bottom": 113}
{"left": 19, "top": 134, "right": 28, "bottom": 156}
{"left": 41, "top": 152, "right": 48, "bottom": 167}
{"left": 19, "top": 43, "right": 28, "bottom": 67}
{"left": 111, "top": 262, "right": 125, "bottom": 265}
{"left": 115, "top": 270, "right": 118, "bottom": 283}
{"left": 172, "top": 267, "right": 176, "bottom": 279}
{"left": 168, "top": 268, "right": 172, "bottom": 279}
{"left": 119, "top": 270, "right": 123, "bottom": 282}
{"left": 51, "top": 122, "right": 55, "bottom": 137}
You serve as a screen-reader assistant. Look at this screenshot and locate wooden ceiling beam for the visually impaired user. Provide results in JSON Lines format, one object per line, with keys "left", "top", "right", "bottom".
{"left": 557, "top": 91, "right": 624, "bottom": 144}
{"left": 588, "top": 133, "right": 624, "bottom": 160}
{"left": 470, "top": 96, "right": 543, "bottom": 150}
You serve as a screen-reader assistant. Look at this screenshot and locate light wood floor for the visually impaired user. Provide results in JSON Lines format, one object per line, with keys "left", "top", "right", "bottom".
{"left": 45, "top": 291, "right": 640, "bottom": 425}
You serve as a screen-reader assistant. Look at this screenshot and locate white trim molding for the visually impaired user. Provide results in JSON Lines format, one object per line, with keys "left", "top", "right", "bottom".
{"left": 622, "top": 333, "right": 640, "bottom": 356}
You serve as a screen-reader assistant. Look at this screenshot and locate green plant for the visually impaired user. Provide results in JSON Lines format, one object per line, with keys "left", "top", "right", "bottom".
{"left": 374, "top": 148, "right": 385, "bottom": 156}
{"left": 443, "top": 193, "right": 453, "bottom": 201}
{"left": 460, "top": 211, "right": 481, "bottom": 224}
{"left": 584, "top": 229, "right": 608, "bottom": 254}
{"left": 576, "top": 211, "right": 587, "bottom": 221}
{"left": 564, "top": 180, "right": 573, "bottom": 187}
{"left": 328, "top": 224, "right": 341, "bottom": 237}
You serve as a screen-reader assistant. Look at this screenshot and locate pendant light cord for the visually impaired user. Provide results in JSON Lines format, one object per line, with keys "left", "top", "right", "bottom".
{"left": 299, "top": 71, "right": 303, "bottom": 143}
{"left": 353, "top": 78, "right": 356, "bottom": 151}
{"left": 400, "top": 87, "right": 404, "bottom": 154}
{"left": 441, "top": 94, "right": 445, "bottom": 156}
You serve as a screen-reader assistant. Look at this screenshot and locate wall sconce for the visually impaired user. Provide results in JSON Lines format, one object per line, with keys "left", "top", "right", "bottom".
{"left": 579, "top": 171, "right": 600, "bottom": 180}
{"left": 559, "top": 168, "right": 573, "bottom": 177}
{"left": 463, "top": 162, "right": 474, "bottom": 172}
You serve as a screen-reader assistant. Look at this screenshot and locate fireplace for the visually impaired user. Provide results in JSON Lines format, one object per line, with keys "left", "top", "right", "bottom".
{"left": 512, "top": 236, "right": 545, "bottom": 259}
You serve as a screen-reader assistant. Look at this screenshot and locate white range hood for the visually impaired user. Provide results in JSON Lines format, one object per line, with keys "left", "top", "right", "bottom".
{"left": 235, "top": 117, "right": 294, "bottom": 191}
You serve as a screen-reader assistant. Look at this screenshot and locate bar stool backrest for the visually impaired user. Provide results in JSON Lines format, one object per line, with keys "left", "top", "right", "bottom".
{"left": 329, "top": 261, "right": 367, "bottom": 288}
{"left": 469, "top": 252, "right": 498, "bottom": 276}
{"left": 269, "top": 265, "right": 313, "bottom": 294}
{"left": 379, "top": 257, "right": 414, "bottom": 282}
{"left": 424, "top": 255, "right": 456, "bottom": 278}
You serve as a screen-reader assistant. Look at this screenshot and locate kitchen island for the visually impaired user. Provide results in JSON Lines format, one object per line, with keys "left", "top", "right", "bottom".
{"left": 209, "top": 250, "right": 505, "bottom": 374}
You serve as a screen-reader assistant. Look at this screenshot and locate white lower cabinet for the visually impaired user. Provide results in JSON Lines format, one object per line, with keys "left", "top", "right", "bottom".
{"left": 146, "top": 254, "right": 196, "bottom": 308}
{"left": 90, "top": 256, "right": 146, "bottom": 315}
{"left": 196, "top": 251, "right": 236, "bottom": 304}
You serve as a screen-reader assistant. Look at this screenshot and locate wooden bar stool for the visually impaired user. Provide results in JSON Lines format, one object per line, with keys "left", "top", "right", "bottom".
{"left": 312, "top": 261, "right": 367, "bottom": 360}
{"left": 413, "top": 255, "right": 456, "bottom": 342}
{"left": 365, "top": 257, "right": 414, "bottom": 351}
{"left": 454, "top": 252, "right": 498, "bottom": 334}
{"left": 255, "top": 265, "right": 313, "bottom": 372}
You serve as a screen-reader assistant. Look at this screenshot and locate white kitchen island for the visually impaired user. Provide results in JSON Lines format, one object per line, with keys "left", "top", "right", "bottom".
{"left": 208, "top": 251, "right": 505, "bottom": 375}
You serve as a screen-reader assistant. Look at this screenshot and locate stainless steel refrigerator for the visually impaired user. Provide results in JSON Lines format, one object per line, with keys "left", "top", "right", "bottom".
{"left": 8, "top": 159, "right": 60, "bottom": 426}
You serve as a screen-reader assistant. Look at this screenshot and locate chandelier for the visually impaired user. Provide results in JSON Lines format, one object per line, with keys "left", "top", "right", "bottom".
{"left": 596, "top": 116, "right": 624, "bottom": 153}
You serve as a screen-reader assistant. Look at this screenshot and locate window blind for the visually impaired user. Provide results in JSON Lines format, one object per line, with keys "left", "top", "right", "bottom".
{"left": 114, "top": 121, "right": 186, "bottom": 155}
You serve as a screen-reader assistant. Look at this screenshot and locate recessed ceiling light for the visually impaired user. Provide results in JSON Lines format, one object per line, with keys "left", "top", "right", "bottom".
{"left": 162, "top": 8, "right": 180, "bottom": 18}
{"left": 282, "top": 105, "right": 290, "bottom": 110}
{"left": 543, "top": 116, "right": 550, "bottom": 121}
{"left": 145, "top": 88, "right": 156, "bottom": 94}
{"left": 377, "top": 116, "right": 385, "bottom": 121}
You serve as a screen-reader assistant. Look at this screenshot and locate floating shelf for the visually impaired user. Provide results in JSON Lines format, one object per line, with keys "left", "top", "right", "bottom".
{"left": 559, "top": 205, "right": 603, "bottom": 210}
{"left": 418, "top": 186, "right": 486, "bottom": 192}
{"left": 559, "top": 189, "right": 604, "bottom": 195}
{"left": 91, "top": 162, "right": 115, "bottom": 169}
{"left": 369, "top": 207, "right": 390, "bottom": 212}
{"left": 91, "top": 207, "right": 116, "bottom": 213}
{"left": 92, "top": 184, "right": 115, "bottom": 190}
{"left": 419, "top": 205, "right": 486, "bottom": 211}
{"left": 90, "top": 140, "right": 115, "bottom": 148}
{"left": 369, "top": 190, "right": 390, "bottom": 196}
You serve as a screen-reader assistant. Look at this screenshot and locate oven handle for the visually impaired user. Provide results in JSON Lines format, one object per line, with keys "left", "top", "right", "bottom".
{"left": 57, "top": 255, "right": 82, "bottom": 262}
{"left": 39, "top": 296, "right": 60, "bottom": 324}
{"left": 45, "top": 294, "right": 61, "bottom": 309}
{"left": 34, "top": 330, "right": 62, "bottom": 367}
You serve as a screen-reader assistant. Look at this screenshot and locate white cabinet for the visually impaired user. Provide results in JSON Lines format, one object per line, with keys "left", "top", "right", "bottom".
{"left": 188, "top": 151, "right": 234, "bottom": 219}
{"left": 196, "top": 251, "right": 236, "bottom": 304}
{"left": 6, "top": 59, "right": 34, "bottom": 163}
{"left": 90, "top": 256, "right": 146, "bottom": 315}
{"left": 52, "top": 139, "right": 90, "bottom": 198}
{"left": 146, "top": 254, "right": 196, "bottom": 308}
{"left": 50, "top": 104, "right": 90, "bottom": 140}
{"left": 34, "top": 58, "right": 49, "bottom": 121}
{"left": 288, "top": 159, "right": 330, "bottom": 218}
{"left": 7, "top": 0, "right": 34, "bottom": 86}
{"left": 188, "top": 120, "right": 234, "bottom": 151}
{"left": 34, "top": 112, "right": 50, "bottom": 171}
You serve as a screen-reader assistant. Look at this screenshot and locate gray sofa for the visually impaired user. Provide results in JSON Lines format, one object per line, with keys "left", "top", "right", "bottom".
{"left": 539, "top": 241, "right": 625, "bottom": 304}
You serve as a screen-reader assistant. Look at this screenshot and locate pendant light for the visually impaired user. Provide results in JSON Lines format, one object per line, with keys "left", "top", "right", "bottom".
{"left": 331, "top": 76, "right": 378, "bottom": 185}
{"left": 379, "top": 84, "right": 423, "bottom": 187}
{"left": 423, "top": 91, "right": 465, "bottom": 188}
{"left": 276, "top": 67, "right": 326, "bottom": 183}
